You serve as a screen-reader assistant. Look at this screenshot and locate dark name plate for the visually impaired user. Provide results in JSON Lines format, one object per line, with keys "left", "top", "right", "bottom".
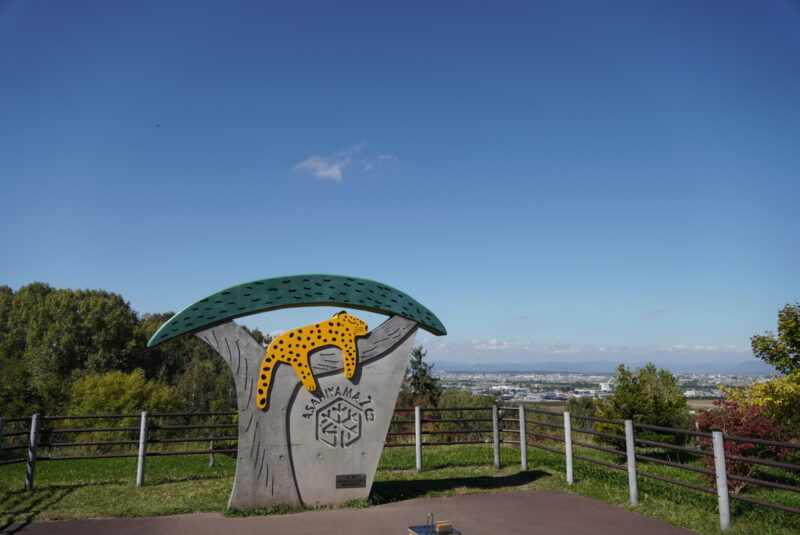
{"left": 336, "top": 473, "right": 367, "bottom": 489}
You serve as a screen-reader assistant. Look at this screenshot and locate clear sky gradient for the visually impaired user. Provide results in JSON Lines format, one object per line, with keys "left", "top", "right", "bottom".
{"left": 2, "top": 1, "right": 798, "bottom": 368}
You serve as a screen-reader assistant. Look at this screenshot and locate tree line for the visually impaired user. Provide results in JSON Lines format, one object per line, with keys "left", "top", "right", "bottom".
{"left": 0, "top": 283, "right": 270, "bottom": 418}
{"left": 0, "top": 281, "right": 439, "bottom": 419}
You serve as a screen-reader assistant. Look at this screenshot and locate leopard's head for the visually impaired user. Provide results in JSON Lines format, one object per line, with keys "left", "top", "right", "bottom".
{"left": 334, "top": 311, "right": 368, "bottom": 336}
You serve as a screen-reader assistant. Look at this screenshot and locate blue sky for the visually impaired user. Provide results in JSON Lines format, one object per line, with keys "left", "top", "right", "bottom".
{"left": 1, "top": 1, "right": 798, "bottom": 368}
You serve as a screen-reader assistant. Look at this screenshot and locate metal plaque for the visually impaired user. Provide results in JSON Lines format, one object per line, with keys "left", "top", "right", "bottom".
{"left": 335, "top": 473, "right": 367, "bottom": 489}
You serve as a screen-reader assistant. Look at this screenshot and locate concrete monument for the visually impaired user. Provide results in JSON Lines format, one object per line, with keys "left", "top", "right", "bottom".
{"left": 148, "top": 274, "right": 446, "bottom": 509}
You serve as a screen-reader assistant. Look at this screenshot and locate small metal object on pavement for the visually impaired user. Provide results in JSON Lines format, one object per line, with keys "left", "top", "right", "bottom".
{"left": 408, "top": 512, "right": 460, "bottom": 535}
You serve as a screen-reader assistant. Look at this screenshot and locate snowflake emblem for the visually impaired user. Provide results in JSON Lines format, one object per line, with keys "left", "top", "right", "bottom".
{"left": 316, "top": 397, "right": 363, "bottom": 448}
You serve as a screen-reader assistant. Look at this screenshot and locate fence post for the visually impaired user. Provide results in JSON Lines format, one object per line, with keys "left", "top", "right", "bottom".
{"left": 209, "top": 430, "right": 215, "bottom": 468}
{"left": 712, "top": 431, "right": 731, "bottom": 531}
{"left": 563, "top": 411, "right": 574, "bottom": 485}
{"left": 414, "top": 406, "right": 422, "bottom": 472}
{"left": 518, "top": 405, "right": 527, "bottom": 471}
{"left": 136, "top": 411, "right": 149, "bottom": 487}
{"left": 0, "top": 417, "right": 5, "bottom": 455}
{"left": 492, "top": 404, "right": 500, "bottom": 469}
{"left": 624, "top": 419, "right": 638, "bottom": 505}
{"left": 25, "top": 414, "right": 40, "bottom": 491}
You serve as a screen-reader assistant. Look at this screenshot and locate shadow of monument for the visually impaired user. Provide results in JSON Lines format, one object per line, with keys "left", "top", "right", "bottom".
{"left": 369, "top": 470, "right": 550, "bottom": 505}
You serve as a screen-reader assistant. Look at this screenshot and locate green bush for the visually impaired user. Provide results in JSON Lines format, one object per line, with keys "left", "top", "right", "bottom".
{"left": 566, "top": 396, "right": 597, "bottom": 431}
{"left": 595, "top": 363, "right": 691, "bottom": 448}
{"left": 427, "top": 389, "right": 495, "bottom": 443}
{"left": 51, "top": 370, "right": 182, "bottom": 453}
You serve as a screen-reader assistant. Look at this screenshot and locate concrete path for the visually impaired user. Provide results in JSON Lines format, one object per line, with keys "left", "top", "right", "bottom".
{"left": 1, "top": 490, "right": 697, "bottom": 535}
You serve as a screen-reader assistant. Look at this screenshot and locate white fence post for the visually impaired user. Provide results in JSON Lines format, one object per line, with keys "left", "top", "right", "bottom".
{"left": 25, "top": 414, "right": 40, "bottom": 491}
{"left": 492, "top": 404, "right": 500, "bottom": 469}
{"left": 712, "top": 431, "right": 731, "bottom": 531}
{"left": 414, "top": 406, "right": 422, "bottom": 472}
{"left": 518, "top": 405, "right": 527, "bottom": 471}
{"left": 563, "top": 411, "right": 574, "bottom": 485}
{"left": 136, "top": 411, "right": 149, "bottom": 487}
{"left": 209, "top": 431, "right": 215, "bottom": 468}
{"left": 624, "top": 419, "right": 638, "bottom": 505}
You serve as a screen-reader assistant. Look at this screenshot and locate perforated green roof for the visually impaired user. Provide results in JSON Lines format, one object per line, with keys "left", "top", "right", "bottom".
{"left": 147, "top": 274, "right": 446, "bottom": 347}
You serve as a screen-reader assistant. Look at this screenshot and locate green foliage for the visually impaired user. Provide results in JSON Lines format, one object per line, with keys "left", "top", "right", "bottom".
{"left": 427, "top": 389, "right": 495, "bottom": 442}
{"left": 135, "top": 312, "right": 223, "bottom": 384}
{"left": 0, "top": 283, "right": 142, "bottom": 415}
{"left": 403, "top": 346, "right": 442, "bottom": 406}
{"left": 0, "top": 285, "right": 13, "bottom": 340}
{"left": 566, "top": 396, "right": 597, "bottom": 430}
{"left": 0, "top": 283, "right": 242, "bottom": 417}
{"left": 723, "top": 374, "right": 800, "bottom": 433}
{"left": 61, "top": 370, "right": 182, "bottom": 449}
{"left": 0, "top": 355, "right": 33, "bottom": 418}
{"left": 438, "top": 388, "right": 495, "bottom": 409}
{"left": 243, "top": 326, "right": 273, "bottom": 348}
{"left": 752, "top": 303, "right": 800, "bottom": 375}
{"left": 67, "top": 370, "right": 181, "bottom": 416}
{"left": 0, "top": 283, "right": 54, "bottom": 415}
{"left": 177, "top": 356, "right": 236, "bottom": 413}
{"left": 595, "top": 363, "right": 691, "bottom": 446}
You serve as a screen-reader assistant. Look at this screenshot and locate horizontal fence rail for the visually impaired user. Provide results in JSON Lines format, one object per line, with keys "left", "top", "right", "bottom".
{"left": 2, "top": 404, "right": 799, "bottom": 530}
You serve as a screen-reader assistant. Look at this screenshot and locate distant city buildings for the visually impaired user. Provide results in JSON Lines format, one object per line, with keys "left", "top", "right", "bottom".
{"left": 435, "top": 370, "right": 766, "bottom": 401}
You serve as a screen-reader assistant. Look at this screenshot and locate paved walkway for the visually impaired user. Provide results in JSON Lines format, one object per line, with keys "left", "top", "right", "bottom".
{"left": 1, "top": 490, "right": 696, "bottom": 535}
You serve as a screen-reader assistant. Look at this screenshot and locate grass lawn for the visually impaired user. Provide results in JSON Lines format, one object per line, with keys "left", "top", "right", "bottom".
{"left": 1, "top": 444, "right": 799, "bottom": 535}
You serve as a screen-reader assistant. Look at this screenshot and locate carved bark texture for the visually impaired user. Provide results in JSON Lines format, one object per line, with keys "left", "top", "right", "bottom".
{"left": 196, "top": 315, "right": 417, "bottom": 509}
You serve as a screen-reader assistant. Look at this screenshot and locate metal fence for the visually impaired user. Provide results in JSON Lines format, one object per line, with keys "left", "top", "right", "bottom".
{"left": 2, "top": 405, "right": 798, "bottom": 531}
{"left": 386, "top": 405, "right": 800, "bottom": 531}
{"left": 0, "top": 412, "right": 238, "bottom": 488}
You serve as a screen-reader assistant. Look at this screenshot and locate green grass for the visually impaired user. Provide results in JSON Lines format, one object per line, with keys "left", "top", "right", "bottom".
{"left": 1, "top": 445, "right": 799, "bottom": 535}
{"left": 0, "top": 454, "right": 236, "bottom": 521}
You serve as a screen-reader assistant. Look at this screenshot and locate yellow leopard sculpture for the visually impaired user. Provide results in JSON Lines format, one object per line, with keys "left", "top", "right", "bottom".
{"left": 256, "top": 311, "right": 368, "bottom": 411}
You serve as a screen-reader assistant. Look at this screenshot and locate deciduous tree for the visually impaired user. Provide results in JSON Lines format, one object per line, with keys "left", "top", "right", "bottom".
{"left": 695, "top": 400, "right": 790, "bottom": 494}
{"left": 0, "top": 283, "right": 141, "bottom": 414}
{"left": 720, "top": 304, "right": 800, "bottom": 435}
{"left": 722, "top": 374, "right": 800, "bottom": 432}
{"left": 751, "top": 303, "right": 800, "bottom": 375}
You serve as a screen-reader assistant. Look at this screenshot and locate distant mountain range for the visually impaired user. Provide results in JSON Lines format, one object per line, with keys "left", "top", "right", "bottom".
{"left": 430, "top": 358, "right": 775, "bottom": 375}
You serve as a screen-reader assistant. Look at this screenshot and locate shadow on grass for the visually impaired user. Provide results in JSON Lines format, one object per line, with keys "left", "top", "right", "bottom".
{"left": 0, "top": 483, "right": 86, "bottom": 531}
{"left": 369, "top": 469, "right": 550, "bottom": 505}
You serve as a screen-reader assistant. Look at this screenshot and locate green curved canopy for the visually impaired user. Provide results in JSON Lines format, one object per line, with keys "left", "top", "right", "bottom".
{"left": 147, "top": 274, "right": 446, "bottom": 347}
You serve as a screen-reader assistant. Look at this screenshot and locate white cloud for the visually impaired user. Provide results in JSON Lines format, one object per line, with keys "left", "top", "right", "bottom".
{"left": 363, "top": 154, "right": 399, "bottom": 172}
{"left": 293, "top": 155, "right": 351, "bottom": 181}
{"left": 336, "top": 141, "right": 366, "bottom": 158}
{"left": 293, "top": 142, "right": 397, "bottom": 181}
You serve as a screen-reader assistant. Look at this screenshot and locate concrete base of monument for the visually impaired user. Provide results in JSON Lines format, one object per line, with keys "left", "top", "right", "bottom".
{"left": 289, "top": 327, "right": 414, "bottom": 506}
{"left": 196, "top": 315, "right": 418, "bottom": 510}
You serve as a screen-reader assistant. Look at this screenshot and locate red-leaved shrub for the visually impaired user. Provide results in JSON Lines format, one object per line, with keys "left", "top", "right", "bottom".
{"left": 694, "top": 400, "right": 790, "bottom": 494}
